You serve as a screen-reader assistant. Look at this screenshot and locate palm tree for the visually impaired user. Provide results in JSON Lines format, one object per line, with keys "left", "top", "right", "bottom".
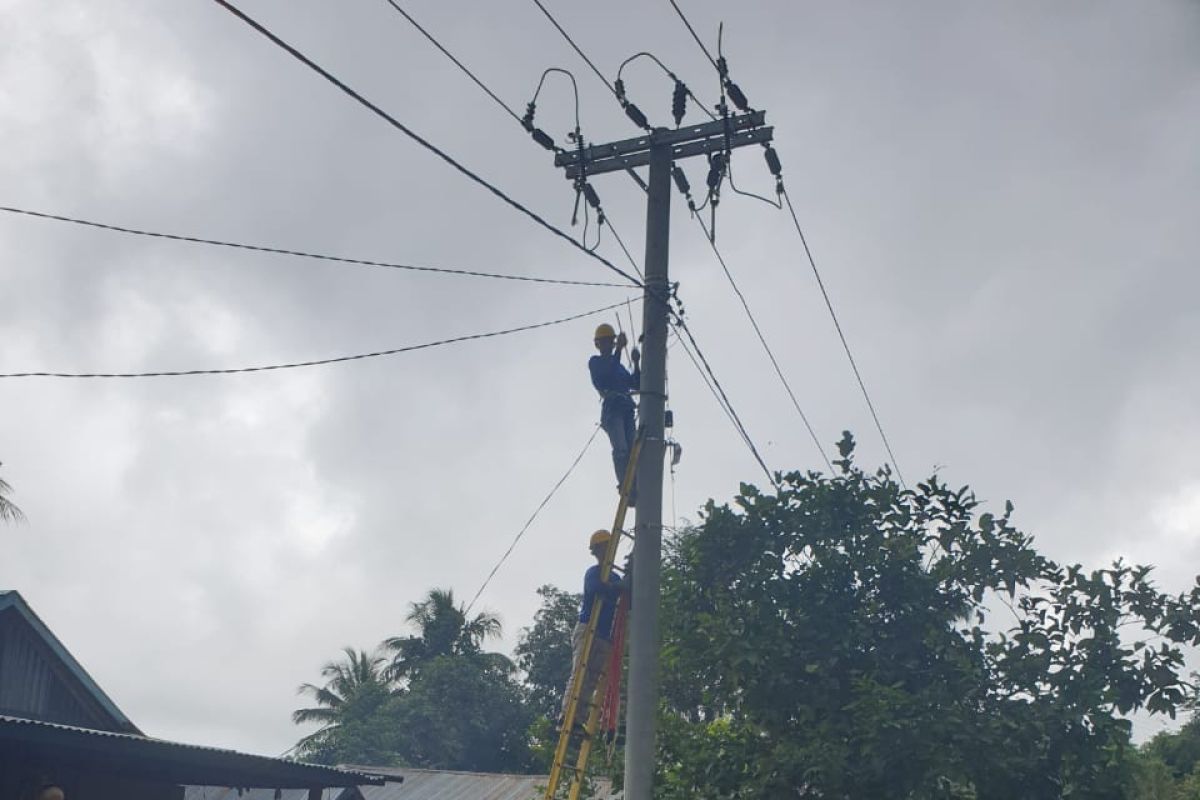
{"left": 292, "top": 647, "right": 387, "bottom": 755}
{"left": 0, "top": 468, "right": 25, "bottom": 524}
{"left": 384, "top": 588, "right": 507, "bottom": 682}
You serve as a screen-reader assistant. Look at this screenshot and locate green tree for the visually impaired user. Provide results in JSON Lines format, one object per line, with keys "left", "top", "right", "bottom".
{"left": 0, "top": 468, "right": 25, "bottom": 524}
{"left": 657, "top": 432, "right": 1200, "bottom": 799}
{"left": 384, "top": 588, "right": 507, "bottom": 682}
{"left": 291, "top": 647, "right": 393, "bottom": 765}
{"left": 516, "top": 584, "right": 582, "bottom": 718}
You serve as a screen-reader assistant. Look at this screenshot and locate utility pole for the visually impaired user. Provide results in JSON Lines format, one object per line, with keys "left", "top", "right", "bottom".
{"left": 555, "top": 111, "right": 773, "bottom": 800}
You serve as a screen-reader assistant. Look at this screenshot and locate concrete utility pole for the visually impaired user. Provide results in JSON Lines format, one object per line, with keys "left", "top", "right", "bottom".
{"left": 555, "top": 112, "right": 773, "bottom": 800}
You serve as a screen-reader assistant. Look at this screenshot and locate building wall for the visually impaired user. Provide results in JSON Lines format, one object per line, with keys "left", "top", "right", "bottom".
{"left": 0, "top": 753, "right": 185, "bottom": 800}
{"left": 0, "top": 611, "right": 114, "bottom": 730}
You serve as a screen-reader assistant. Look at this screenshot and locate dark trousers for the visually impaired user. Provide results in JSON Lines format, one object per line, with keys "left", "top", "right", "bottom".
{"left": 601, "top": 403, "right": 637, "bottom": 491}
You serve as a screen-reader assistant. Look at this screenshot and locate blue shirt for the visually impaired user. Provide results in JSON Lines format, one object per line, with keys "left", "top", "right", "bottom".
{"left": 579, "top": 564, "right": 623, "bottom": 640}
{"left": 588, "top": 353, "right": 639, "bottom": 412}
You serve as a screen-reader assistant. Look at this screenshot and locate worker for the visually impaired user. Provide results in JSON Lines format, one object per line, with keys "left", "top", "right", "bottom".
{"left": 559, "top": 529, "right": 628, "bottom": 732}
{"left": 589, "top": 323, "right": 640, "bottom": 505}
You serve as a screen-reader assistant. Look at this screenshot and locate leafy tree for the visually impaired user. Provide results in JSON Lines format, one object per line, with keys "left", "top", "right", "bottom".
{"left": 291, "top": 588, "right": 536, "bottom": 772}
{"left": 291, "top": 647, "right": 393, "bottom": 765}
{"left": 516, "top": 584, "right": 582, "bottom": 718}
{"left": 384, "top": 588, "right": 507, "bottom": 682}
{"left": 656, "top": 432, "right": 1200, "bottom": 799}
{"left": 389, "top": 654, "right": 535, "bottom": 772}
{"left": 0, "top": 467, "right": 25, "bottom": 524}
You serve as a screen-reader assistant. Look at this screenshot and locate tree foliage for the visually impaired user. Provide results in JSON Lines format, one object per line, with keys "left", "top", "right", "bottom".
{"left": 516, "top": 584, "right": 582, "bottom": 719}
{"left": 657, "top": 432, "right": 1200, "bottom": 799}
{"left": 292, "top": 589, "right": 532, "bottom": 771}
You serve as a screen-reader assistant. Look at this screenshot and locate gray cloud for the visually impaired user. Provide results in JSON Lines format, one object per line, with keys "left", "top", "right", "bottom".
{"left": 2, "top": 0, "right": 1197, "bottom": 754}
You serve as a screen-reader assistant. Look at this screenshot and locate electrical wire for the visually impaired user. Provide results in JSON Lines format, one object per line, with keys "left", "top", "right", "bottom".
{"left": 379, "top": 0, "right": 525, "bottom": 128}
{"left": 463, "top": 423, "right": 603, "bottom": 615}
{"left": 672, "top": 317, "right": 777, "bottom": 488}
{"left": 781, "top": 187, "right": 906, "bottom": 488}
{"left": 530, "top": 67, "right": 582, "bottom": 135}
{"left": 0, "top": 299, "right": 633, "bottom": 379}
{"left": 665, "top": 0, "right": 719, "bottom": 70}
{"left": 0, "top": 206, "right": 627, "bottom": 289}
{"left": 616, "top": 52, "right": 717, "bottom": 122}
{"left": 694, "top": 215, "right": 832, "bottom": 472}
{"left": 209, "top": 0, "right": 642, "bottom": 289}
{"left": 528, "top": 0, "right": 621, "bottom": 102}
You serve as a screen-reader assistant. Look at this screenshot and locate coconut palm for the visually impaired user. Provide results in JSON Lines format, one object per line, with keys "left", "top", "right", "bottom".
{"left": 384, "top": 588, "right": 508, "bottom": 682}
{"left": 291, "top": 647, "right": 387, "bottom": 755}
{"left": 0, "top": 469, "right": 25, "bottom": 524}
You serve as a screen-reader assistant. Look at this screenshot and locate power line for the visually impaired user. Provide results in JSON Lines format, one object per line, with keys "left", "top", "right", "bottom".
{"left": 464, "top": 423, "right": 602, "bottom": 615}
{"left": 664, "top": 0, "right": 719, "bottom": 70}
{"left": 379, "top": 0, "right": 525, "bottom": 127}
{"left": 672, "top": 316, "right": 776, "bottom": 488}
{"left": 528, "top": 0, "right": 620, "bottom": 102}
{"left": 0, "top": 299, "right": 633, "bottom": 379}
{"left": 781, "top": 187, "right": 906, "bottom": 488}
{"left": 209, "top": 0, "right": 642, "bottom": 289}
{"left": 0, "top": 206, "right": 627, "bottom": 289}
{"left": 695, "top": 214, "right": 832, "bottom": 472}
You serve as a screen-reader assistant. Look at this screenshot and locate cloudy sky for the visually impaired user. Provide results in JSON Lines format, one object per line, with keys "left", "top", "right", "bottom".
{"left": 2, "top": 0, "right": 1197, "bottom": 756}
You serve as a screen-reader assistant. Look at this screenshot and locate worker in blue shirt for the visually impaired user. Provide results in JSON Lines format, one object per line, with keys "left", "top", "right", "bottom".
{"left": 559, "top": 529, "right": 628, "bottom": 729}
{"left": 589, "top": 323, "right": 640, "bottom": 505}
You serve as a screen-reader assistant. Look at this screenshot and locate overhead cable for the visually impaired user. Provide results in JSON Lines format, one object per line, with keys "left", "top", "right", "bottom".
{"left": 209, "top": 0, "right": 642, "bottom": 288}
{"left": 464, "top": 424, "right": 602, "bottom": 615}
{"left": 380, "top": 0, "right": 525, "bottom": 127}
{"left": 664, "top": 0, "right": 719, "bottom": 71}
{"left": 0, "top": 206, "right": 626, "bottom": 288}
{"left": 528, "top": 0, "right": 621, "bottom": 102}
{"left": 781, "top": 187, "right": 906, "bottom": 487}
{"left": 694, "top": 215, "right": 832, "bottom": 472}
{"left": 0, "top": 300, "right": 634, "bottom": 379}
{"left": 673, "top": 316, "right": 777, "bottom": 488}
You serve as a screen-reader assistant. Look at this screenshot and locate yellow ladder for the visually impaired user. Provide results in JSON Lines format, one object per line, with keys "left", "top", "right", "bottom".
{"left": 543, "top": 434, "right": 641, "bottom": 800}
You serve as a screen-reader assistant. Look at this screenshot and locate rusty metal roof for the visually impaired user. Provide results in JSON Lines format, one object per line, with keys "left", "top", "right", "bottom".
{"left": 340, "top": 766, "right": 615, "bottom": 800}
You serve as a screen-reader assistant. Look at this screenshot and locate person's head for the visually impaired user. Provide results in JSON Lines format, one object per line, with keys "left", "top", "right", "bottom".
{"left": 593, "top": 324, "right": 616, "bottom": 355}
{"left": 37, "top": 785, "right": 65, "bottom": 800}
{"left": 588, "top": 529, "right": 611, "bottom": 560}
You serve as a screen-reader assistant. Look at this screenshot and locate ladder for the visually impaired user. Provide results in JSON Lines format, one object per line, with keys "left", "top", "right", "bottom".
{"left": 543, "top": 434, "right": 642, "bottom": 800}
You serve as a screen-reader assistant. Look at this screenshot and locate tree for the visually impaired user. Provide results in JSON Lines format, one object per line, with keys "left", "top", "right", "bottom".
{"left": 291, "top": 647, "right": 394, "bottom": 765}
{"left": 656, "top": 432, "right": 1200, "bottom": 799}
{"left": 516, "top": 584, "right": 582, "bottom": 718}
{"left": 0, "top": 467, "right": 25, "bottom": 524}
{"left": 290, "top": 588, "right": 536, "bottom": 772}
{"left": 384, "top": 588, "right": 507, "bottom": 682}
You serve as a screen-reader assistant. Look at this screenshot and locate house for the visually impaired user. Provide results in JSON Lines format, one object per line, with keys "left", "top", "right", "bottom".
{"left": 0, "top": 590, "right": 383, "bottom": 800}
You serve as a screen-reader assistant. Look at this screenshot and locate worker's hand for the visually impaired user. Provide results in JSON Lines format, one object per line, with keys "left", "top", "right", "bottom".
{"left": 616, "top": 331, "right": 628, "bottom": 350}
{"left": 631, "top": 347, "right": 641, "bottom": 366}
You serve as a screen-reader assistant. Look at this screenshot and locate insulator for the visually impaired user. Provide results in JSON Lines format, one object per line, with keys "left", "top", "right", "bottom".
{"left": 672, "top": 80, "right": 687, "bottom": 126}
{"left": 671, "top": 165, "right": 691, "bottom": 197}
{"left": 624, "top": 102, "right": 649, "bottom": 130}
{"left": 665, "top": 409, "right": 674, "bottom": 429}
{"left": 582, "top": 182, "right": 601, "bottom": 210}
{"left": 725, "top": 80, "right": 749, "bottom": 112}
{"left": 706, "top": 152, "right": 725, "bottom": 191}
{"left": 522, "top": 102, "right": 536, "bottom": 131}
{"left": 614, "top": 78, "right": 627, "bottom": 100}
{"left": 764, "top": 145, "right": 782, "bottom": 176}
{"left": 530, "top": 128, "right": 556, "bottom": 151}
{"left": 716, "top": 56, "right": 729, "bottom": 79}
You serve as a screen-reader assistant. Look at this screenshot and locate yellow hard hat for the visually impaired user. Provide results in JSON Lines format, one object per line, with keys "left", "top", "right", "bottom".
{"left": 589, "top": 529, "right": 611, "bottom": 549}
{"left": 594, "top": 323, "right": 616, "bottom": 340}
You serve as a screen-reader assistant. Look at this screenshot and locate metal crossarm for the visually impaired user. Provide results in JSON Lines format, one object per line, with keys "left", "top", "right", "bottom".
{"left": 543, "top": 435, "right": 642, "bottom": 800}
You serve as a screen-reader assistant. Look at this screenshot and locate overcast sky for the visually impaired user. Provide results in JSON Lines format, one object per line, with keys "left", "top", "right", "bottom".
{"left": 1, "top": 0, "right": 1197, "bottom": 756}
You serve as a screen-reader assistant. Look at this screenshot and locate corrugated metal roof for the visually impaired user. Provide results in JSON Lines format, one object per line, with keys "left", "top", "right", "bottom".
{"left": 1, "top": 714, "right": 384, "bottom": 788}
{"left": 340, "top": 766, "right": 615, "bottom": 800}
